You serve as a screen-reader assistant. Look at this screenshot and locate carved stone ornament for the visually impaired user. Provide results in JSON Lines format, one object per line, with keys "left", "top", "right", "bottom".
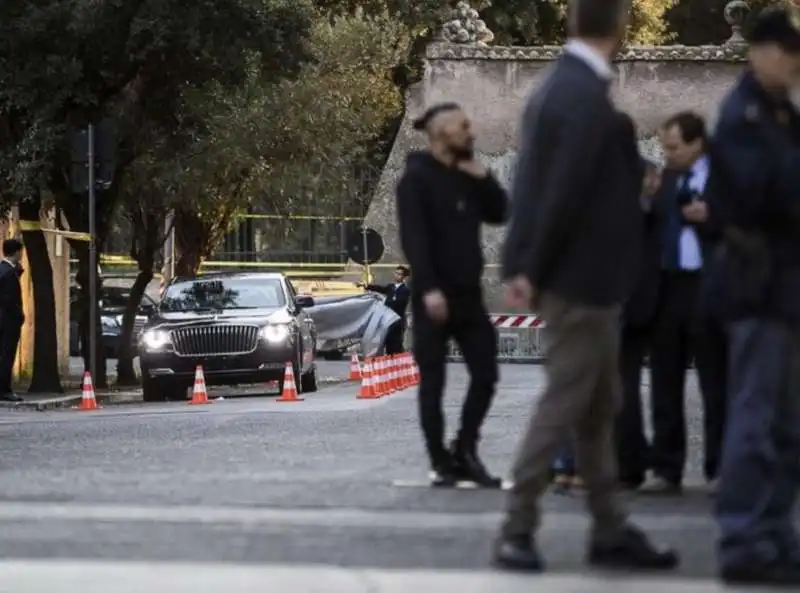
{"left": 427, "top": 0, "right": 750, "bottom": 62}
{"left": 724, "top": 0, "right": 751, "bottom": 46}
{"left": 440, "top": 1, "right": 494, "bottom": 47}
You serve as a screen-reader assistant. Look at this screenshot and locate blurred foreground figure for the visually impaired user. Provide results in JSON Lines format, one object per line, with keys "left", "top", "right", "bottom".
{"left": 494, "top": 0, "right": 678, "bottom": 573}
{"left": 707, "top": 6, "right": 800, "bottom": 585}
{"left": 395, "top": 102, "right": 508, "bottom": 487}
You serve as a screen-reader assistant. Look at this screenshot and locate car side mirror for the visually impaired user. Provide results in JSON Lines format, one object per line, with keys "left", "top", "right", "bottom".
{"left": 295, "top": 295, "right": 314, "bottom": 309}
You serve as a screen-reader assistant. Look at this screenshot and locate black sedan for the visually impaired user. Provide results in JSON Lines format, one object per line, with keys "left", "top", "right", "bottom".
{"left": 138, "top": 272, "right": 318, "bottom": 402}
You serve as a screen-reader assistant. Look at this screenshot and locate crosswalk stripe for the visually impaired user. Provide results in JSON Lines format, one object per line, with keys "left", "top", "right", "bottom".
{"left": 0, "top": 501, "right": 716, "bottom": 531}
{"left": 0, "top": 560, "right": 739, "bottom": 592}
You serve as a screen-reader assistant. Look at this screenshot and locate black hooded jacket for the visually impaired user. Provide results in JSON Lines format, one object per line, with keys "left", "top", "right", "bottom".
{"left": 396, "top": 151, "right": 508, "bottom": 296}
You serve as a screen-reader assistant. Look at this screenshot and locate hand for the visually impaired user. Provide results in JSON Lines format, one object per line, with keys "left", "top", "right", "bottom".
{"left": 456, "top": 159, "right": 488, "bottom": 178}
{"left": 423, "top": 289, "right": 448, "bottom": 323}
{"left": 504, "top": 275, "right": 536, "bottom": 309}
{"left": 681, "top": 200, "right": 708, "bottom": 223}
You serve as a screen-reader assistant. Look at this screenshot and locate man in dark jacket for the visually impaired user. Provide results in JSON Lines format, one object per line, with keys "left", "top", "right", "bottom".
{"left": 616, "top": 160, "right": 662, "bottom": 490}
{"left": 360, "top": 265, "right": 410, "bottom": 354}
{"left": 642, "top": 112, "right": 727, "bottom": 495}
{"left": 708, "top": 7, "right": 800, "bottom": 585}
{"left": 0, "top": 238, "right": 25, "bottom": 402}
{"left": 396, "top": 102, "right": 507, "bottom": 488}
{"left": 494, "top": 0, "right": 677, "bottom": 574}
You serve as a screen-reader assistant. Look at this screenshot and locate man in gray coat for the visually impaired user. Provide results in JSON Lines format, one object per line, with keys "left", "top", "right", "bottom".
{"left": 493, "top": 0, "right": 678, "bottom": 572}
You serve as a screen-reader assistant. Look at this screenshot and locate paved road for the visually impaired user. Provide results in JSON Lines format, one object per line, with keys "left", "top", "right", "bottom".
{"left": 0, "top": 364, "right": 792, "bottom": 591}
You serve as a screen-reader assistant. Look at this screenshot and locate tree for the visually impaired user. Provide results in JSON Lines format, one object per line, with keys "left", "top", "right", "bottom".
{"left": 0, "top": 0, "right": 313, "bottom": 387}
{"left": 171, "top": 9, "right": 409, "bottom": 275}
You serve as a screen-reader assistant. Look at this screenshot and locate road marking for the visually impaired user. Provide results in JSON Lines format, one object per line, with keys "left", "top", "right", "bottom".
{"left": 0, "top": 501, "right": 718, "bottom": 531}
{"left": 391, "top": 479, "right": 514, "bottom": 490}
{"left": 0, "top": 560, "right": 740, "bottom": 592}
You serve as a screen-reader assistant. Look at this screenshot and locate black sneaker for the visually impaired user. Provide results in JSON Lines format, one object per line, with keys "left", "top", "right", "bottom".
{"left": 493, "top": 534, "right": 545, "bottom": 571}
{"left": 450, "top": 440, "right": 502, "bottom": 488}
{"left": 430, "top": 458, "right": 459, "bottom": 488}
{"left": 721, "top": 560, "right": 800, "bottom": 585}
{"left": 588, "top": 524, "right": 679, "bottom": 570}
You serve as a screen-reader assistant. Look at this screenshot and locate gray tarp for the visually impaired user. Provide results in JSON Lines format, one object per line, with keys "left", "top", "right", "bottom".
{"left": 307, "top": 294, "right": 400, "bottom": 357}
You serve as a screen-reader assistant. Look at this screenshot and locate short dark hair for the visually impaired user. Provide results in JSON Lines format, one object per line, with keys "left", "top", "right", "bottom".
{"left": 396, "top": 265, "right": 410, "bottom": 278}
{"left": 412, "top": 103, "right": 461, "bottom": 131}
{"left": 662, "top": 111, "right": 707, "bottom": 145}
{"left": 568, "top": 0, "right": 630, "bottom": 39}
{"left": 2, "top": 238, "right": 23, "bottom": 257}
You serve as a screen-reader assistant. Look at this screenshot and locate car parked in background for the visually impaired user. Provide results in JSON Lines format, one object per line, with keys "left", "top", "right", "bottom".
{"left": 138, "top": 272, "right": 318, "bottom": 402}
{"left": 69, "top": 286, "right": 157, "bottom": 357}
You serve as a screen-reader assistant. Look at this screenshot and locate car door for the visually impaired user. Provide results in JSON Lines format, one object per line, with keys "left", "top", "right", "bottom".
{"left": 285, "top": 279, "right": 315, "bottom": 370}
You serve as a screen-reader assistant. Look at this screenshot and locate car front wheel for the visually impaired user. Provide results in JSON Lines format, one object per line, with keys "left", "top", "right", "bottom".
{"left": 142, "top": 375, "right": 190, "bottom": 403}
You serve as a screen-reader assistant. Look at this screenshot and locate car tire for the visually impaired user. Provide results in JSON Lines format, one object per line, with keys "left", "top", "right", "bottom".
{"left": 279, "top": 345, "right": 303, "bottom": 395}
{"left": 301, "top": 363, "right": 318, "bottom": 393}
{"left": 142, "top": 376, "right": 189, "bottom": 403}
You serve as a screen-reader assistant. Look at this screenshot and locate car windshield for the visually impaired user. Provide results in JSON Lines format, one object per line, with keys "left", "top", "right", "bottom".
{"left": 160, "top": 277, "right": 285, "bottom": 311}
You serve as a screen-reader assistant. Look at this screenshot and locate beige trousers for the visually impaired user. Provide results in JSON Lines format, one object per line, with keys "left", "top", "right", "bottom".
{"left": 501, "top": 292, "right": 627, "bottom": 539}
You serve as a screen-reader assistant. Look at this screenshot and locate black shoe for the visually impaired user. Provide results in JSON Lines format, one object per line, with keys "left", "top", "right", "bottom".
{"left": 588, "top": 524, "right": 679, "bottom": 570}
{"left": 430, "top": 458, "right": 459, "bottom": 488}
{"left": 638, "top": 474, "right": 682, "bottom": 495}
{"left": 450, "top": 439, "right": 502, "bottom": 488}
{"left": 0, "top": 392, "right": 23, "bottom": 402}
{"left": 493, "top": 534, "right": 545, "bottom": 572}
{"left": 721, "top": 560, "right": 800, "bottom": 585}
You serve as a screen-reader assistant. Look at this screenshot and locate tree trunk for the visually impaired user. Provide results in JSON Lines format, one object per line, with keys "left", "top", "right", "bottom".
{"left": 18, "top": 197, "right": 63, "bottom": 393}
{"left": 115, "top": 266, "right": 152, "bottom": 385}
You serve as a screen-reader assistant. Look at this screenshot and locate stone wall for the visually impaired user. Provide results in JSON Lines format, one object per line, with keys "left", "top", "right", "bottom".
{"left": 364, "top": 43, "right": 746, "bottom": 308}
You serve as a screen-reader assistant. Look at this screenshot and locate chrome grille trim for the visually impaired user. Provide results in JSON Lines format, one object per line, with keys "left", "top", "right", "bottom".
{"left": 171, "top": 325, "right": 260, "bottom": 357}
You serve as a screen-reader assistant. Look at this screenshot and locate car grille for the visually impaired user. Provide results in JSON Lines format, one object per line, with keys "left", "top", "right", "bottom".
{"left": 171, "top": 325, "right": 259, "bottom": 356}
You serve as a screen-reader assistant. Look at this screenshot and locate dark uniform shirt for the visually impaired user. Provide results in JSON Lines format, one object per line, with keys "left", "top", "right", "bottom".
{"left": 706, "top": 70, "right": 800, "bottom": 323}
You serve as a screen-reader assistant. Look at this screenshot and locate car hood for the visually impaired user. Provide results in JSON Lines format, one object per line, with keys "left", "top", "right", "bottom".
{"left": 145, "top": 307, "right": 289, "bottom": 330}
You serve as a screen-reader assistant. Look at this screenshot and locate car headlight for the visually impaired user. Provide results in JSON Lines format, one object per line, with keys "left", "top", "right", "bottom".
{"left": 261, "top": 324, "right": 290, "bottom": 343}
{"left": 140, "top": 329, "right": 171, "bottom": 350}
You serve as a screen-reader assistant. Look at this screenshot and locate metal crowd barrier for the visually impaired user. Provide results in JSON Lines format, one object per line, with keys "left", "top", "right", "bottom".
{"left": 404, "top": 313, "right": 546, "bottom": 364}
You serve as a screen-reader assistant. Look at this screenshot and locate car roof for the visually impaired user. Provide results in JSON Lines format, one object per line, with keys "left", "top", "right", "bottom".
{"left": 171, "top": 271, "right": 285, "bottom": 283}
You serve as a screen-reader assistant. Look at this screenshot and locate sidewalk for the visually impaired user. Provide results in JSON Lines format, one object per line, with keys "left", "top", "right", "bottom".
{"left": 0, "top": 561, "right": 765, "bottom": 593}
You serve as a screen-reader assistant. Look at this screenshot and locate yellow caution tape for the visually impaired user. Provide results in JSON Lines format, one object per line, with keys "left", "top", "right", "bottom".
{"left": 17, "top": 220, "right": 41, "bottom": 231}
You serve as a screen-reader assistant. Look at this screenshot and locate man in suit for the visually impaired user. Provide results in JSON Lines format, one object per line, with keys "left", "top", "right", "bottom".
{"left": 0, "top": 238, "right": 25, "bottom": 402}
{"left": 642, "top": 112, "right": 727, "bottom": 495}
{"left": 494, "top": 0, "right": 677, "bottom": 573}
{"left": 616, "top": 160, "right": 662, "bottom": 490}
{"left": 359, "top": 265, "right": 411, "bottom": 354}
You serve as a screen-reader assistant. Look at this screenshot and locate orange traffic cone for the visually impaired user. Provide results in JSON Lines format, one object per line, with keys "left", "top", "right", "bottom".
{"left": 400, "top": 353, "right": 412, "bottom": 389}
{"left": 277, "top": 363, "right": 303, "bottom": 402}
{"left": 78, "top": 371, "right": 98, "bottom": 410}
{"left": 189, "top": 365, "right": 211, "bottom": 405}
{"left": 357, "top": 358, "right": 377, "bottom": 399}
{"left": 348, "top": 353, "right": 362, "bottom": 381}
{"left": 374, "top": 356, "right": 388, "bottom": 397}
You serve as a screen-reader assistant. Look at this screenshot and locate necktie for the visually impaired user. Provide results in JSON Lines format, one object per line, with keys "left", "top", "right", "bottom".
{"left": 663, "top": 172, "right": 693, "bottom": 270}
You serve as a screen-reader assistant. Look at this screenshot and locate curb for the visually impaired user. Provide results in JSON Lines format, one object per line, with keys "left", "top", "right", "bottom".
{"left": 1, "top": 378, "right": 352, "bottom": 411}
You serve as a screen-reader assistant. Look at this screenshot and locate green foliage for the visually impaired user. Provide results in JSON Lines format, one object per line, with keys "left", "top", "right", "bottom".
{"left": 0, "top": 0, "right": 314, "bottom": 200}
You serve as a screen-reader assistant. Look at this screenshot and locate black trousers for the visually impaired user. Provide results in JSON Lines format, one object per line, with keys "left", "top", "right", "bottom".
{"left": 412, "top": 292, "right": 498, "bottom": 467}
{"left": 649, "top": 271, "right": 728, "bottom": 483}
{"left": 0, "top": 321, "right": 21, "bottom": 394}
{"left": 384, "top": 323, "right": 405, "bottom": 355}
{"left": 616, "top": 322, "right": 651, "bottom": 487}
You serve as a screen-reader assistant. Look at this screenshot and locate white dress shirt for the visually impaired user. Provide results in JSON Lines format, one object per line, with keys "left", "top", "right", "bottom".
{"left": 564, "top": 39, "right": 614, "bottom": 80}
{"left": 678, "top": 155, "right": 709, "bottom": 271}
